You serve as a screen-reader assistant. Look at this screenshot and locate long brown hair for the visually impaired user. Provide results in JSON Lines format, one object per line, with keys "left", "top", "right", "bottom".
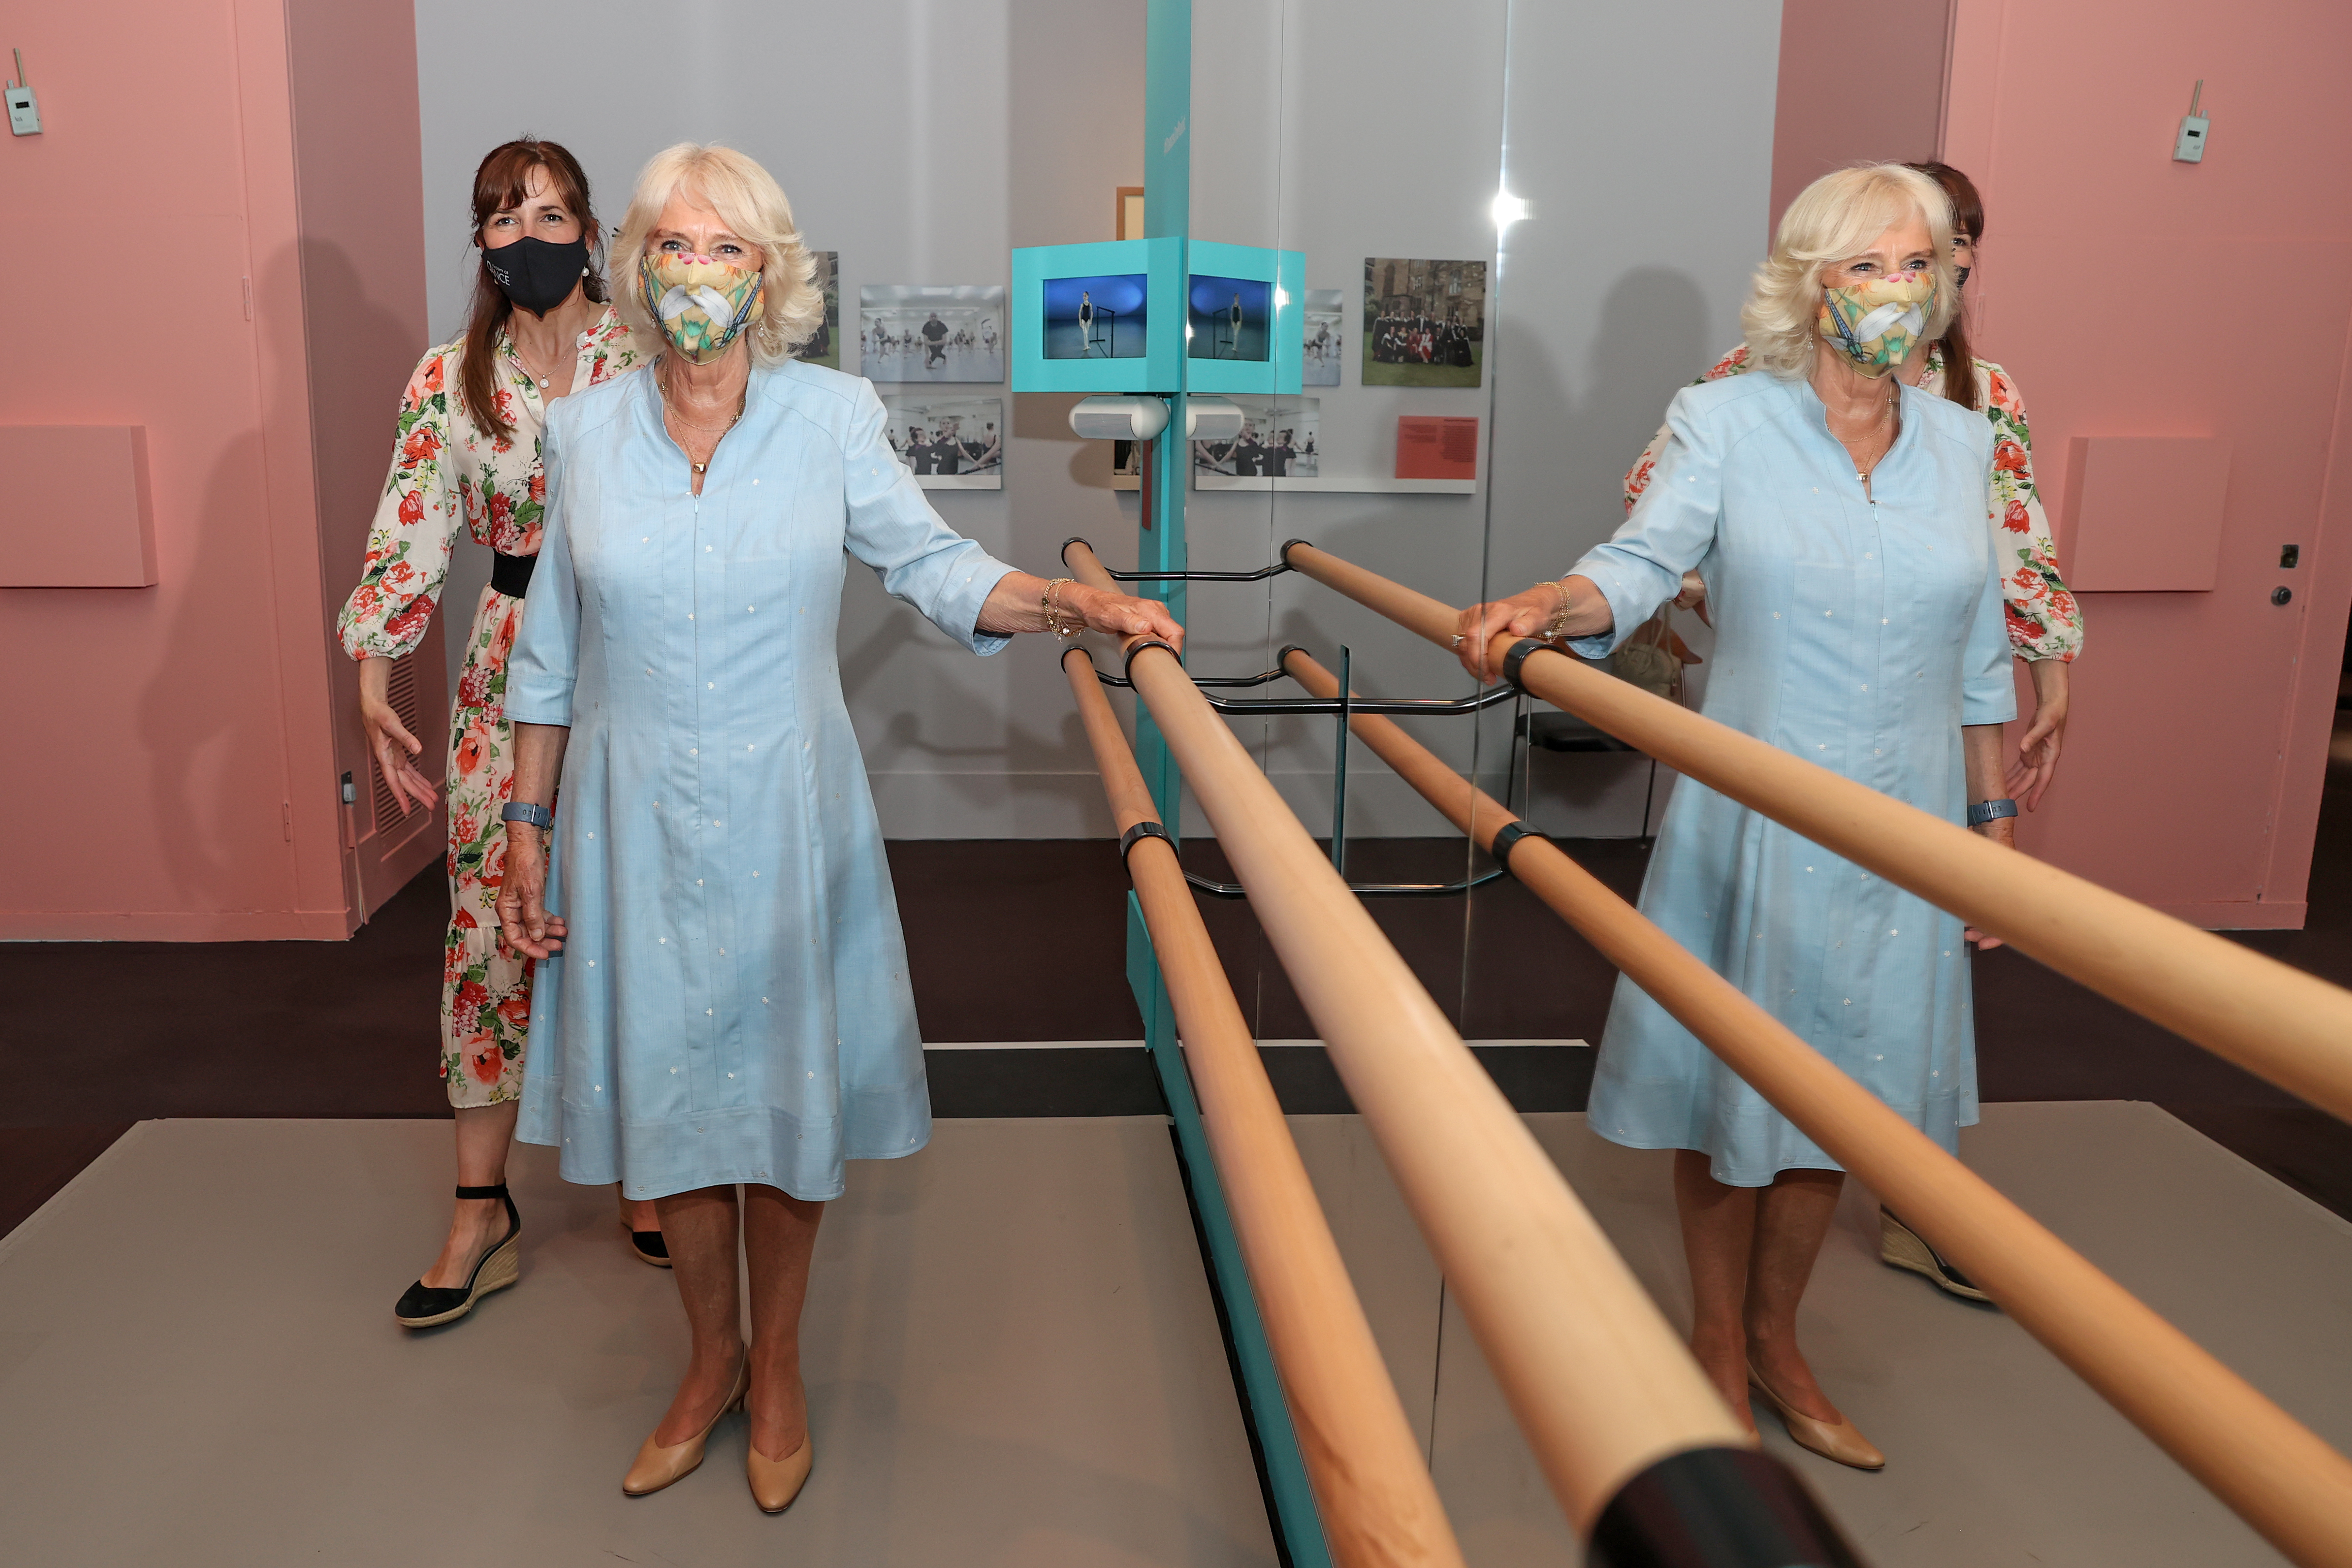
{"left": 460, "top": 138, "right": 607, "bottom": 442}
{"left": 1904, "top": 160, "right": 1984, "bottom": 411}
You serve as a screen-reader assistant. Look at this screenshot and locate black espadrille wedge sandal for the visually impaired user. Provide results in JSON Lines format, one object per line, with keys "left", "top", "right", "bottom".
{"left": 394, "top": 1184, "right": 521, "bottom": 1328}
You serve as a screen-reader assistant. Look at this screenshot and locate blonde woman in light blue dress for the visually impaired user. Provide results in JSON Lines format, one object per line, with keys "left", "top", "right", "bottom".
{"left": 1453, "top": 164, "right": 2019, "bottom": 1472}
{"left": 495, "top": 143, "right": 1178, "bottom": 1510}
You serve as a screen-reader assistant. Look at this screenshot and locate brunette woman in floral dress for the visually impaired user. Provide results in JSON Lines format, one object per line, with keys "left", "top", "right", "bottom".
{"left": 336, "top": 139, "right": 655, "bottom": 1328}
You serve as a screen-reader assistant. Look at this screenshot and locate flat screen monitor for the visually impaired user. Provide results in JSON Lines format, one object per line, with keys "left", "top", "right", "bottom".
{"left": 1043, "top": 273, "right": 1149, "bottom": 360}
{"left": 1187, "top": 275, "right": 1271, "bottom": 361}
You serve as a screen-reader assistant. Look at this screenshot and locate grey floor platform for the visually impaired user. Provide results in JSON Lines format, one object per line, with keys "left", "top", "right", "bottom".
{"left": 1292, "top": 1102, "right": 2352, "bottom": 1567}
{"left": 4, "top": 1104, "right": 2349, "bottom": 1565}
{"left": 0, "top": 1117, "right": 1276, "bottom": 1568}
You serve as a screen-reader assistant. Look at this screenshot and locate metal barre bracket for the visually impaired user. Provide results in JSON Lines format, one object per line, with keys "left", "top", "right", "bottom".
{"left": 1119, "top": 820, "right": 1172, "bottom": 861}
{"left": 1074, "top": 539, "right": 1545, "bottom": 900}
{"left": 1501, "top": 636, "right": 1550, "bottom": 693}
{"left": 1489, "top": 820, "right": 1549, "bottom": 879}
{"left": 1062, "top": 534, "right": 1309, "bottom": 584}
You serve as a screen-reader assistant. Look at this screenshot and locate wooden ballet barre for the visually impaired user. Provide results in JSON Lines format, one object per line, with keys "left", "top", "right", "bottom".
{"left": 1061, "top": 542, "right": 1863, "bottom": 1564}
{"left": 1280, "top": 643, "right": 2352, "bottom": 1568}
{"left": 1280, "top": 540, "right": 2352, "bottom": 1134}
{"left": 1060, "top": 647, "right": 1465, "bottom": 1568}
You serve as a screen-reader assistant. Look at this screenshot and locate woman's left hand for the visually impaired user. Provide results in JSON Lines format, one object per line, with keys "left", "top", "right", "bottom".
{"left": 2007, "top": 659, "right": 2071, "bottom": 811}
{"left": 1072, "top": 584, "right": 1185, "bottom": 651}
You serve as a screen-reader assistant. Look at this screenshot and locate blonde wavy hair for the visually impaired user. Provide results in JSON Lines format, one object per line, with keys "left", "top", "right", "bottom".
{"left": 612, "top": 143, "right": 824, "bottom": 365}
{"left": 1739, "top": 162, "right": 1958, "bottom": 378}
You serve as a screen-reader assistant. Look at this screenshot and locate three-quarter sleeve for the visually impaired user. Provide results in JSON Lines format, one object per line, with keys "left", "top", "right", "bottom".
{"left": 336, "top": 347, "right": 462, "bottom": 660}
{"left": 504, "top": 403, "right": 581, "bottom": 727}
{"left": 1567, "top": 385, "right": 1728, "bottom": 659}
{"left": 839, "top": 380, "right": 1017, "bottom": 654}
{"left": 1962, "top": 421, "right": 2020, "bottom": 726}
{"left": 1977, "top": 360, "right": 2083, "bottom": 663}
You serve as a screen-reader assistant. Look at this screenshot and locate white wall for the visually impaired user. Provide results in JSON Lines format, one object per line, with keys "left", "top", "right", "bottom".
{"left": 1178, "top": 0, "right": 1780, "bottom": 841}
{"left": 412, "top": 0, "right": 1143, "bottom": 837}
{"left": 409, "top": 0, "right": 1776, "bottom": 839}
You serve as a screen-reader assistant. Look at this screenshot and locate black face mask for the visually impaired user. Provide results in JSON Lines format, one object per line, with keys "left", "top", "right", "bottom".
{"left": 483, "top": 233, "right": 591, "bottom": 317}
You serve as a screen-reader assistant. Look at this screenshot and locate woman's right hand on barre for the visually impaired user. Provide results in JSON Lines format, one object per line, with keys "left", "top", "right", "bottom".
{"left": 1451, "top": 576, "right": 1611, "bottom": 681}
{"left": 359, "top": 655, "right": 438, "bottom": 816}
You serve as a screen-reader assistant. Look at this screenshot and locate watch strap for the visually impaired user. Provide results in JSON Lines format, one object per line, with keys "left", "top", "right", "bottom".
{"left": 1966, "top": 798, "right": 2019, "bottom": 828}
{"left": 501, "top": 801, "right": 554, "bottom": 830}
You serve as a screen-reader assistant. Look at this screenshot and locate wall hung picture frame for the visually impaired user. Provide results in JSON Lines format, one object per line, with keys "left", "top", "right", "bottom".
{"left": 860, "top": 285, "right": 1006, "bottom": 383}
{"left": 790, "top": 250, "right": 840, "bottom": 369}
{"left": 1192, "top": 396, "right": 1320, "bottom": 489}
{"left": 882, "top": 396, "right": 1003, "bottom": 489}
{"left": 1302, "top": 288, "right": 1344, "bottom": 386}
{"left": 1362, "top": 257, "right": 1485, "bottom": 388}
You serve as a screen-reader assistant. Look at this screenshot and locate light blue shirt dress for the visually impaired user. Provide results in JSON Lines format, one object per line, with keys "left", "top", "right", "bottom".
{"left": 1570, "top": 372, "right": 2014, "bottom": 1186}
{"left": 507, "top": 361, "right": 1015, "bottom": 1201}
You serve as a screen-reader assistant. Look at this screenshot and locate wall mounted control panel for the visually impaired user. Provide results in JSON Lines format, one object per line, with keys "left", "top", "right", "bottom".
{"left": 2174, "top": 79, "right": 2208, "bottom": 163}
{"left": 5, "top": 49, "right": 38, "bottom": 136}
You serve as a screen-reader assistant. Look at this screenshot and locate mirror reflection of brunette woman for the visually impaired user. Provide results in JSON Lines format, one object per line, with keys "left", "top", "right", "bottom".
{"left": 334, "top": 138, "right": 658, "bottom": 1330}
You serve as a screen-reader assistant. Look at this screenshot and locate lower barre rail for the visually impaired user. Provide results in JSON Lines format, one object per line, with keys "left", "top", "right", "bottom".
{"left": 1060, "top": 646, "right": 1463, "bottom": 1568}
{"left": 1063, "top": 542, "right": 1867, "bottom": 1562}
{"left": 1278, "top": 577, "right": 2352, "bottom": 1568}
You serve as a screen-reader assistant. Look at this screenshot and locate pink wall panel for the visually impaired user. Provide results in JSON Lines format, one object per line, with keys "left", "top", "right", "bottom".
{"left": 0, "top": 427, "right": 157, "bottom": 587}
{"left": 287, "top": 0, "right": 442, "bottom": 920}
{"left": 2063, "top": 436, "right": 2231, "bottom": 592}
{"left": 0, "top": 0, "right": 423, "bottom": 939}
{"left": 1769, "top": 0, "right": 1953, "bottom": 235}
{"left": 1942, "top": 0, "right": 2352, "bottom": 925}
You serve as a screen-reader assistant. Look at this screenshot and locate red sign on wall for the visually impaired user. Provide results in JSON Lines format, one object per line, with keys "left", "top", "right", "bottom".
{"left": 1396, "top": 416, "right": 1478, "bottom": 480}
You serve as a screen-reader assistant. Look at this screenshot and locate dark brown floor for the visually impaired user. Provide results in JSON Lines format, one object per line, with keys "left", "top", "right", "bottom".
{"left": 8, "top": 774, "right": 2352, "bottom": 1233}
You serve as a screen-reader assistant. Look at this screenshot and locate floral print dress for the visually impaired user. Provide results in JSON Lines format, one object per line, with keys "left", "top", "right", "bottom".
{"left": 1621, "top": 345, "right": 2083, "bottom": 661}
{"left": 336, "top": 307, "right": 646, "bottom": 1107}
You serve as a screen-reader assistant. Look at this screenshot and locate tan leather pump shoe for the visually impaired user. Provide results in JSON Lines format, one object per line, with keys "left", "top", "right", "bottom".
{"left": 1747, "top": 1360, "right": 1885, "bottom": 1471}
{"left": 623, "top": 1358, "right": 750, "bottom": 1496}
{"left": 747, "top": 1434, "right": 814, "bottom": 1514}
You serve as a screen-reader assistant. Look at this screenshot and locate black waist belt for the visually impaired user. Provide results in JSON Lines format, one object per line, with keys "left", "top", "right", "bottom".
{"left": 490, "top": 550, "right": 537, "bottom": 599}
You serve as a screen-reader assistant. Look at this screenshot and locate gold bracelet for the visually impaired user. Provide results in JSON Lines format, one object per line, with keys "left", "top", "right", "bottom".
{"left": 1535, "top": 578, "right": 1575, "bottom": 642}
{"left": 1042, "top": 576, "right": 1085, "bottom": 639}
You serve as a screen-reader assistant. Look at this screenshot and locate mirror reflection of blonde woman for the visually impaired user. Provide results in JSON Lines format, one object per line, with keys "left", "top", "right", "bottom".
{"left": 1457, "top": 165, "right": 2019, "bottom": 1472}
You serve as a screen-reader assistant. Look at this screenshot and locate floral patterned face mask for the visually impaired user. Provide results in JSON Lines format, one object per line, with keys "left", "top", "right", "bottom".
{"left": 639, "top": 250, "right": 765, "bottom": 365}
{"left": 1817, "top": 272, "right": 1937, "bottom": 378}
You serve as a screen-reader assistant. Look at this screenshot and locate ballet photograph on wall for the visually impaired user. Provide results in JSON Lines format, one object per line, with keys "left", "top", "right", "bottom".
{"left": 1302, "top": 288, "right": 1344, "bottom": 386}
{"left": 790, "top": 250, "right": 841, "bottom": 368}
{"left": 1361, "top": 257, "right": 1485, "bottom": 387}
{"left": 860, "top": 285, "right": 1006, "bottom": 382}
{"left": 882, "top": 395, "right": 1004, "bottom": 488}
{"left": 1191, "top": 396, "right": 1319, "bottom": 487}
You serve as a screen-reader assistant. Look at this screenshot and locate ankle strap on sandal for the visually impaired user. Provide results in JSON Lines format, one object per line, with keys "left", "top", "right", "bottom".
{"left": 454, "top": 1183, "right": 511, "bottom": 1200}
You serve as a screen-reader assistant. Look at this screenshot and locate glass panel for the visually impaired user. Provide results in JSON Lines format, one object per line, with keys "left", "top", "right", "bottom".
{"left": 1186, "top": 0, "right": 1512, "bottom": 1039}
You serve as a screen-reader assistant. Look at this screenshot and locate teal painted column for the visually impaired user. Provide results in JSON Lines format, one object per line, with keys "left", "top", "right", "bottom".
{"left": 1135, "top": 0, "right": 1192, "bottom": 834}
{"left": 1126, "top": 6, "right": 1331, "bottom": 1568}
